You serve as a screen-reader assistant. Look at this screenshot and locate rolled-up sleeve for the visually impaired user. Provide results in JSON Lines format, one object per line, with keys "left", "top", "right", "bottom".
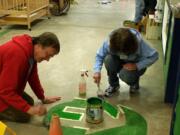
{"left": 93, "top": 40, "right": 109, "bottom": 73}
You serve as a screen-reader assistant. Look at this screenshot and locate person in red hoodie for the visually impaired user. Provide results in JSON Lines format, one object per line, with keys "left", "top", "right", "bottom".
{"left": 0, "top": 32, "right": 61, "bottom": 122}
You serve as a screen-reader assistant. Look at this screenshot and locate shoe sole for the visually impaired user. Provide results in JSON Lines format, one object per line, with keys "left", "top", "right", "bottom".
{"left": 104, "top": 90, "right": 119, "bottom": 97}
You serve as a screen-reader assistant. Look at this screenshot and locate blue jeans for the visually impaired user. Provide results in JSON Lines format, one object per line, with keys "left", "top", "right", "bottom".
{"left": 104, "top": 54, "right": 146, "bottom": 87}
{"left": 134, "top": 0, "right": 145, "bottom": 23}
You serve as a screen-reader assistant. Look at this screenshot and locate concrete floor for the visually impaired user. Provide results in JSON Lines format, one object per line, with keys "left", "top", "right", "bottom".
{"left": 0, "top": 0, "right": 172, "bottom": 135}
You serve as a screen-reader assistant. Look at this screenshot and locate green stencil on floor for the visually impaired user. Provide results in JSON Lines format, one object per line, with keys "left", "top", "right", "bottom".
{"left": 62, "top": 126, "right": 86, "bottom": 135}
{"left": 43, "top": 98, "right": 147, "bottom": 135}
{"left": 103, "top": 101, "right": 118, "bottom": 118}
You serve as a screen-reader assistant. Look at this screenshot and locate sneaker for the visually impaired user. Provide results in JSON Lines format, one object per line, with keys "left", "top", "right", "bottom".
{"left": 123, "top": 20, "right": 138, "bottom": 27}
{"left": 123, "top": 20, "right": 138, "bottom": 25}
{"left": 104, "top": 85, "right": 120, "bottom": 97}
{"left": 123, "top": 20, "right": 142, "bottom": 32}
{"left": 129, "top": 82, "right": 139, "bottom": 94}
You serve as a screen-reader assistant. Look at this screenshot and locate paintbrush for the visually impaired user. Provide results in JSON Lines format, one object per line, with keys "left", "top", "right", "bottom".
{"left": 97, "top": 83, "right": 104, "bottom": 100}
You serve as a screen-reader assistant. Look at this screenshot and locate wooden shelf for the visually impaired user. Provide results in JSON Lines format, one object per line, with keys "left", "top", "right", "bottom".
{"left": 0, "top": 0, "right": 50, "bottom": 30}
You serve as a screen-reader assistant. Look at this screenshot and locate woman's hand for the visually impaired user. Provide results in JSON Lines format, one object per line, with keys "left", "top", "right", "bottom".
{"left": 42, "top": 96, "right": 61, "bottom": 104}
{"left": 93, "top": 72, "right": 101, "bottom": 86}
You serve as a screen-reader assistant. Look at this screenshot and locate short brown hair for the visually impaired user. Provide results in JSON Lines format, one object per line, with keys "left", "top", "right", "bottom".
{"left": 32, "top": 32, "right": 60, "bottom": 53}
{"left": 109, "top": 28, "right": 138, "bottom": 55}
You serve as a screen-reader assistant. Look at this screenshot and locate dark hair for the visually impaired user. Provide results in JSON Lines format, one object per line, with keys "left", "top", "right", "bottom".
{"left": 109, "top": 28, "right": 138, "bottom": 55}
{"left": 32, "top": 32, "right": 60, "bottom": 53}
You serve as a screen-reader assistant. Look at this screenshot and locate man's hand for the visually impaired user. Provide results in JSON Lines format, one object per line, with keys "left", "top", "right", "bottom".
{"left": 42, "top": 96, "right": 61, "bottom": 104}
{"left": 93, "top": 72, "right": 101, "bottom": 85}
{"left": 123, "top": 63, "right": 137, "bottom": 71}
{"left": 27, "top": 104, "right": 47, "bottom": 116}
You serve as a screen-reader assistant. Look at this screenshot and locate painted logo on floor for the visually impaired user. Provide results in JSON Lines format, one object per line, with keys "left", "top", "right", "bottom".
{"left": 43, "top": 98, "right": 147, "bottom": 135}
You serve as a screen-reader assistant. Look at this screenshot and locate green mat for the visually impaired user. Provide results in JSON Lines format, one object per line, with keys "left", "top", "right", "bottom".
{"left": 44, "top": 98, "right": 147, "bottom": 135}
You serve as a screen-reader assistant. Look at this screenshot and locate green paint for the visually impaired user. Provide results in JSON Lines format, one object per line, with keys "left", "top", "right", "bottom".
{"left": 87, "top": 97, "right": 102, "bottom": 107}
{"left": 56, "top": 108, "right": 81, "bottom": 120}
{"left": 0, "top": 29, "right": 10, "bottom": 38}
{"left": 89, "top": 107, "right": 147, "bottom": 135}
{"left": 174, "top": 86, "right": 180, "bottom": 135}
{"left": 164, "top": 17, "right": 174, "bottom": 81}
{"left": 44, "top": 98, "right": 147, "bottom": 135}
{"left": 103, "top": 101, "right": 118, "bottom": 118}
{"left": 44, "top": 98, "right": 118, "bottom": 123}
{"left": 44, "top": 99, "right": 87, "bottom": 124}
{"left": 62, "top": 126, "right": 86, "bottom": 135}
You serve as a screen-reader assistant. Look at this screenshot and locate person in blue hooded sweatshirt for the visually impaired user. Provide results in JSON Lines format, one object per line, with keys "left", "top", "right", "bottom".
{"left": 93, "top": 28, "right": 158, "bottom": 97}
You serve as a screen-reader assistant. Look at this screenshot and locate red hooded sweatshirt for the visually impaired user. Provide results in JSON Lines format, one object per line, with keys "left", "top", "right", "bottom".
{"left": 0, "top": 34, "right": 45, "bottom": 112}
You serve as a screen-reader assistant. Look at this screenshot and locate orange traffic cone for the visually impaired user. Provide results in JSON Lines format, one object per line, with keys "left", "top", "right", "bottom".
{"left": 49, "top": 115, "right": 63, "bottom": 135}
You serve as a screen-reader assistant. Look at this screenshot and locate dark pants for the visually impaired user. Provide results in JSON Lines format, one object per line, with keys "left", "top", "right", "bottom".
{"left": 0, "top": 92, "right": 34, "bottom": 123}
{"left": 143, "top": 0, "right": 157, "bottom": 15}
{"left": 104, "top": 54, "right": 146, "bottom": 87}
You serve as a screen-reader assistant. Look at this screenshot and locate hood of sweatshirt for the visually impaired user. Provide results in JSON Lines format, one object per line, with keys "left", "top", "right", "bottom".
{"left": 12, "top": 34, "right": 34, "bottom": 59}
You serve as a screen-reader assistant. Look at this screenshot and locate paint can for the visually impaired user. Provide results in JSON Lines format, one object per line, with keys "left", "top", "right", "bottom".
{"left": 86, "top": 97, "right": 103, "bottom": 124}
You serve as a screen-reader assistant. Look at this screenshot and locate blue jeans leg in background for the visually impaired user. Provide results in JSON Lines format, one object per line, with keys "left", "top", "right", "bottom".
{"left": 134, "top": 0, "right": 145, "bottom": 23}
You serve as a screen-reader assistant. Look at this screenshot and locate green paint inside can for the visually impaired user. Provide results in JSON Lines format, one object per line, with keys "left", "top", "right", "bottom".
{"left": 87, "top": 97, "right": 102, "bottom": 105}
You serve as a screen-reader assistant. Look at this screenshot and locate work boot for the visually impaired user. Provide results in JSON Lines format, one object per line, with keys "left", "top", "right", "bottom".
{"left": 104, "top": 85, "right": 120, "bottom": 97}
